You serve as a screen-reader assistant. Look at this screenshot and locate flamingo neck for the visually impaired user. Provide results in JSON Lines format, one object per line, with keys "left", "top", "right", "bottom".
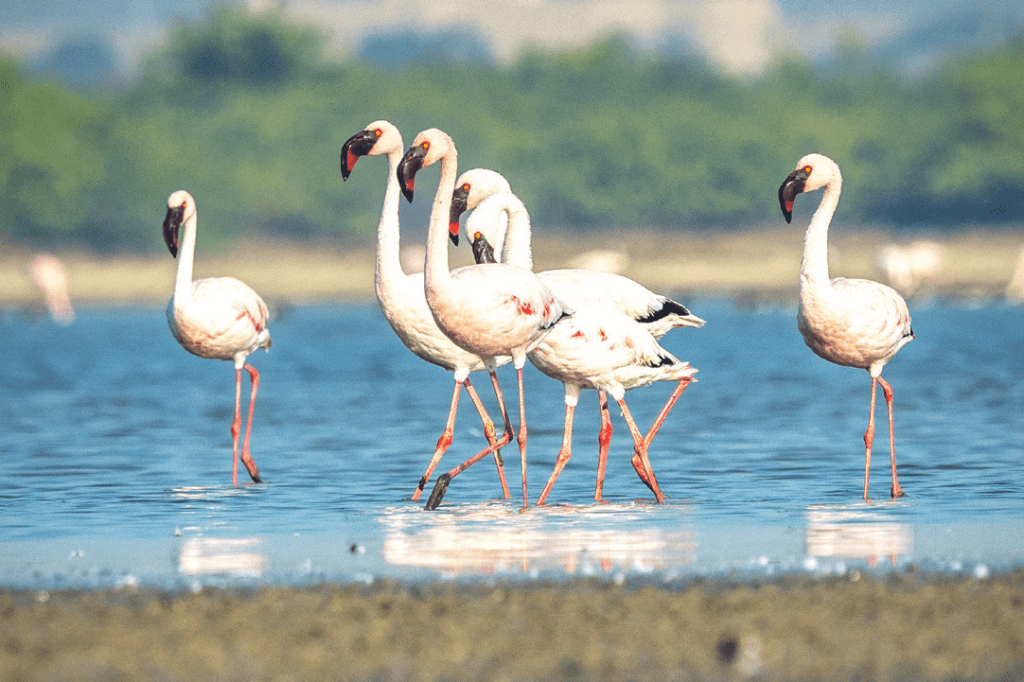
{"left": 800, "top": 177, "right": 841, "bottom": 292}
{"left": 499, "top": 200, "right": 534, "bottom": 271}
{"left": 424, "top": 149, "right": 458, "bottom": 292}
{"left": 174, "top": 210, "right": 198, "bottom": 304}
{"left": 375, "top": 148, "right": 406, "bottom": 288}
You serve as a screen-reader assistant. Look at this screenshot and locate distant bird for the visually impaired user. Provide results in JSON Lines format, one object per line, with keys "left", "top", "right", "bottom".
{"left": 877, "top": 241, "right": 943, "bottom": 297}
{"left": 779, "top": 154, "right": 913, "bottom": 500}
{"left": 27, "top": 253, "right": 75, "bottom": 325}
{"left": 398, "top": 129, "right": 570, "bottom": 509}
{"left": 340, "top": 120, "right": 510, "bottom": 501}
{"left": 467, "top": 193, "right": 698, "bottom": 504}
{"left": 163, "top": 190, "right": 271, "bottom": 485}
{"left": 1006, "top": 244, "right": 1024, "bottom": 301}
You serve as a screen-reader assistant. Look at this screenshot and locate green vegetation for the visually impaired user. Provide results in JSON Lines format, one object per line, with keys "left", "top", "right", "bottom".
{"left": 1, "top": 6, "right": 1022, "bottom": 251}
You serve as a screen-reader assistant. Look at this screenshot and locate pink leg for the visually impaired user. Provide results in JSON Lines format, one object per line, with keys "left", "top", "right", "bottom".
{"left": 616, "top": 398, "right": 665, "bottom": 503}
{"left": 594, "top": 391, "right": 613, "bottom": 502}
{"left": 231, "top": 368, "right": 243, "bottom": 486}
{"left": 425, "top": 370, "right": 514, "bottom": 510}
{"left": 515, "top": 366, "right": 529, "bottom": 509}
{"left": 538, "top": 401, "right": 575, "bottom": 505}
{"left": 877, "top": 376, "right": 906, "bottom": 498}
{"left": 239, "top": 364, "right": 262, "bottom": 484}
{"left": 629, "top": 377, "right": 693, "bottom": 494}
{"left": 465, "top": 377, "right": 510, "bottom": 499}
{"left": 863, "top": 378, "right": 878, "bottom": 501}
{"left": 412, "top": 379, "right": 462, "bottom": 500}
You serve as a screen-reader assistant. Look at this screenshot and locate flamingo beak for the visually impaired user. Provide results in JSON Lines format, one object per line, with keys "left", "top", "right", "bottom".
{"left": 340, "top": 129, "right": 379, "bottom": 180}
{"left": 449, "top": 185, "right": 470, "bottom": 237}
{"left": 163, "top": 204, "right": 184, "bottom": 258}
{"left": 397, "top": 145, "right": 427, "bottom": 203}
{"left": 778, "top": 168, "right": 808, "bottom": 224}
{"left": 470, "top": 230, "right": 497, "bottom": 265}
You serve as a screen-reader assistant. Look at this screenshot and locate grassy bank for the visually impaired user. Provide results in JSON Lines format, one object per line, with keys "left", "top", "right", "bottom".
{"left": 2, "top": 226, "right": 1023, "bottom": 309}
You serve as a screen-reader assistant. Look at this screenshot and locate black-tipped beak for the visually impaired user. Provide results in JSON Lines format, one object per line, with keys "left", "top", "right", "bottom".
{"left": 471, "top": 231, "right": 497, "bottom": 265}
{"left": 397, "top": 145, "right": 427, "bottom": 203}
{"left": 778, "top": 168, "right": 808, "bottom": 224}
{"left": 450, "top": 185, "right": 470, "bottom": 236}
{"left": 340, "top": 130, "right": 379, "bottom": 180}
{"left": 163, "top": 204, "right": 184, "bottom": 258}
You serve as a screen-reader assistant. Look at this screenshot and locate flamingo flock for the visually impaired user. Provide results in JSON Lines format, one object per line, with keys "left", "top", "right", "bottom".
{"left": 157, "top": 123, "right": 919, "bottom": 506}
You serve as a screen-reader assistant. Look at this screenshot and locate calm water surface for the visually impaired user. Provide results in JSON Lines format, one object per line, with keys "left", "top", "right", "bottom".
{"left": 1, "top": 300, "right": 1022, "bottom": 587}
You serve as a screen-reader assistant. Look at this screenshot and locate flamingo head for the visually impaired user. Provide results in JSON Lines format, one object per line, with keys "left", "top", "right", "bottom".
{"left": 340, "top": 120, "right": 402, "bottom": 180}
{"left": 163, "top": 190, "right": 195, "bottom": 258}
{"left": 470, "top": 230, "right": 498, "bottom": 265}
{"left": 450, "top": 168, "right": 512, "bottom": 236}
{"left": 779, "top": 153, "right": 841, "bottom": 223}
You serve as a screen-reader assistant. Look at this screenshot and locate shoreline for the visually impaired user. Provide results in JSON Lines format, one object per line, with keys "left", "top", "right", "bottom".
{"left": 3, "top": 226, "right": 1023, "bottom": 308}
{"left": 2, "top": 570, "right": 1022, "bottom": 681}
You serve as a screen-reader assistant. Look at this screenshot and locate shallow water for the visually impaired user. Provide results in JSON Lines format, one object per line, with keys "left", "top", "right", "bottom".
{"left": 1, "top": 300, "right": 1022, "bottom": 588}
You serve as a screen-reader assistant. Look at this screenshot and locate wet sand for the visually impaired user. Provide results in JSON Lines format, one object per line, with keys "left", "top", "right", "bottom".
{"left": 2, "top": 570, "right": 1022, "bottom": 682}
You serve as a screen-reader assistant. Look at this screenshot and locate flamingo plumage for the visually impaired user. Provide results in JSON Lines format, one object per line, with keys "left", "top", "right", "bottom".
{"left": 398, "top": 129, "right": 570, "bottom": 509}
{"left": 779, "top": 153, "right": 914, "bottom": 500}
{"left": 339, "top": 120, "right": 510, "bottom": 501}
{"left": 163, "top": 190, "right": 272, "bottom": 485}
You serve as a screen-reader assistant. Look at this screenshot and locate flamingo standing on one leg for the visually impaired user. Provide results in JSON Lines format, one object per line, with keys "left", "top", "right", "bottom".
{"left": 467, "top": 193, "right": 699, "bottom": 504}
{"left": 398, "top": 129, "right": 570, "bottom": 509}
{"left": 340, "top": 120, "right": 510, "bottom": 501}
{"left": 779, "top": 154, "right": 914, "bottom": 500}
{"left": 163, "top": 190, "right": 272, "bottom": 485}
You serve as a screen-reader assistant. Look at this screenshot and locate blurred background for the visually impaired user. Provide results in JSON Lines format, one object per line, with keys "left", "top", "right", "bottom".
{"left": 1, "top": 0, "right": 1022, "bottom": 304}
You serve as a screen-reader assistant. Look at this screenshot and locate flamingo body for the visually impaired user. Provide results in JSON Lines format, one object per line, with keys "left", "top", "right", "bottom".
{"left": 779, "top": 153, "right": 913, "bottom": 499}
{"left": 163, "top": 190, "right": 271, "bottom": 485}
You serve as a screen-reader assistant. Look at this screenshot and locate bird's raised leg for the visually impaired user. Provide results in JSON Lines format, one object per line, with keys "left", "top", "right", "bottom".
{"left": 538, "top": 400, "right": 575, "bottom": 506}
{"left": 863, "top": 378, "right": 878, "bottom": 501}
{"left": 594, "top": 390, "right": 612, "bottom": 502}
{"left": 465, "top": 377, "right": 510, "bottom": 499}
{"left": 616, "top": 398, "right": 665, "bottom": 503}
{"left": 239, "top": 364, "right": 262, "bottom": 484}
{"left": 425, "top": 370, "right": 514, "bottom": 510}
{"left": 877, "top": 376, "right": 906, "bottom": 498}
{"left": 412, "top": 379, "right": 463, "bottom": 500}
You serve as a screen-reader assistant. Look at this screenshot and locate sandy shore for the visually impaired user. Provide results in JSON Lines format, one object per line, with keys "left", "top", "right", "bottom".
{"left": 2, "top": 226, "right": 1023, "bottom": 308}
{"left": 2, "top": 571, "right": 1022, "bottom": 681}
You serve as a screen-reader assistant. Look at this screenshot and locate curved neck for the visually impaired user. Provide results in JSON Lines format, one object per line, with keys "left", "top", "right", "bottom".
{"left": 375, "top": 148, "right": 406, "bottom": 284}
{"left": 498, "top": 201, "right": 533, "bottom": 271}
{"left": 800, "top": 178, "right": 841, "bottom": 290}
{"left": 174, "top": 210, "right": 198, "bottom": 302}
{"left": 424, "top": 149, "right": 459, "bottom": 290}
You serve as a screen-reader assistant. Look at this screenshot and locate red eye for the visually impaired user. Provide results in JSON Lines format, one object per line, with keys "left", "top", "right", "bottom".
{"left": 803, "top": 166, "right": 812, "bottom": 173}
{"left": 422, "top": 141, "right": 431, "bottom": 150}
{"left": 462, "top": 183, "right": 471, "bottom": 191}
{"left": 474, "top": 232, "right": 482, "bottom": 240}
{"left": 374, "top": 129, "right": 382, "bottom": 137}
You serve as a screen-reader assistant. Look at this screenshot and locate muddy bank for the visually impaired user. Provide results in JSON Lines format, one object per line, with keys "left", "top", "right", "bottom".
{"left": 3, "top": 570, "right": 1022, "bottom": 681}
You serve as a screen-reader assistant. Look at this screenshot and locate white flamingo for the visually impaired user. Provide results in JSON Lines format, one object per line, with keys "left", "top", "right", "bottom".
{"left": 163, "top": 190, "right": 272, "bottom": 485}
{"left": 466, "top": 190, "right": 702, "bottom": 504}
{"left": 452, "top": 168, "right": 704, "bottom": 339}
{"left": 27, "top": 253, "right": 75, "bottom": 325}
{"left": 779, "top": 154, "right": 914, "bottom": 500}
{"left": 339, "top": 120, "right": 510, "bottom": 501}
{"left": 398, "top": 129, "right": 570, "bottom": 509}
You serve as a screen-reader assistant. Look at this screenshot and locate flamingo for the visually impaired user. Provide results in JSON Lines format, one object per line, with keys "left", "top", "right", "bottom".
{"left": 163, "top": 190, "right": 272, "bottom": 485}
{"left": 339, "top": 120, "right": 510, "bottom": 501}
{"left": 466, "top": 192, "right": 699, "bottom": 504}
{"left": 27, "top": 253, "right": 75, "bottom": 325}
{"left": 779, "top": 153, "right": 914, "bottom": 500}
{"left": 451, "top": 168, "right": 703, "bottom": 339}
{"left": 398, "top": 129, "right": 570, "bottom": 509}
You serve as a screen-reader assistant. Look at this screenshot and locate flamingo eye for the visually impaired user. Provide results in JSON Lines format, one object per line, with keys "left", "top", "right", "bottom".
{"left": 181, "top": 201, "right": 188, "bottom": 209}
{"left": 462, "top": 183, "right": 471, "bottom": 191}
{"left": 803, "top": 165, "right": 813, "bottom": 173}
{"left": 474, "top": 231, "right": 483, "bottom": 240}
{"left": 421, "top": 141, "right": 431, "bottom": 150}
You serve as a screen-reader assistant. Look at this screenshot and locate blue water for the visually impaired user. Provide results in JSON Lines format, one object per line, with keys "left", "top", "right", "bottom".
{"left": 1, "top": 299, "right": 1022, "bottom": 587}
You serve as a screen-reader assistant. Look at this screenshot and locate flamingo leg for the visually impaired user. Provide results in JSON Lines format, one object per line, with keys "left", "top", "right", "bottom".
{"left": 863, "top": 378, "right": 878, "bottom": 501}
{"left": 239, "top": 364, "right": 262, "bottom": 484}
{"left": 412, "top": 379, "right": 463, "bottom": 500}
{"left": 594, "top": 390, "right": 612, "bottom": 503}
{"left": 630, "top": 377, "right": 693, "bottom": 494}
{"left": 515, "top": 366, "right": 529, "bottom": 509}
{"left": 538, "top": 401, "right": 575, "bottom": 506}
{"left": 230, "top": 368, "right": 243, "bottom": 486}
{"left": 465, "top": 377, "right": 511, "bottom": 499}
{"left": 616, "top": 398, "right": 665, "bottom": 503}
{"left": 877, "top": 376, "right": 906, "bottom": 498}
{"left": 425, "top": 371, "right": 514, "bottom": 510}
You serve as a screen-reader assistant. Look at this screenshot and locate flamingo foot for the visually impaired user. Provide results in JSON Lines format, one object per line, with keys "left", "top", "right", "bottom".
{"left": 892, "top": 485, "right": 907, "bottom": 499}
{"left": 241, "top": 452, "right": 262, "bottom": 483}
{"left": 426, "top": 473, "right": 451, "bottom": 510}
